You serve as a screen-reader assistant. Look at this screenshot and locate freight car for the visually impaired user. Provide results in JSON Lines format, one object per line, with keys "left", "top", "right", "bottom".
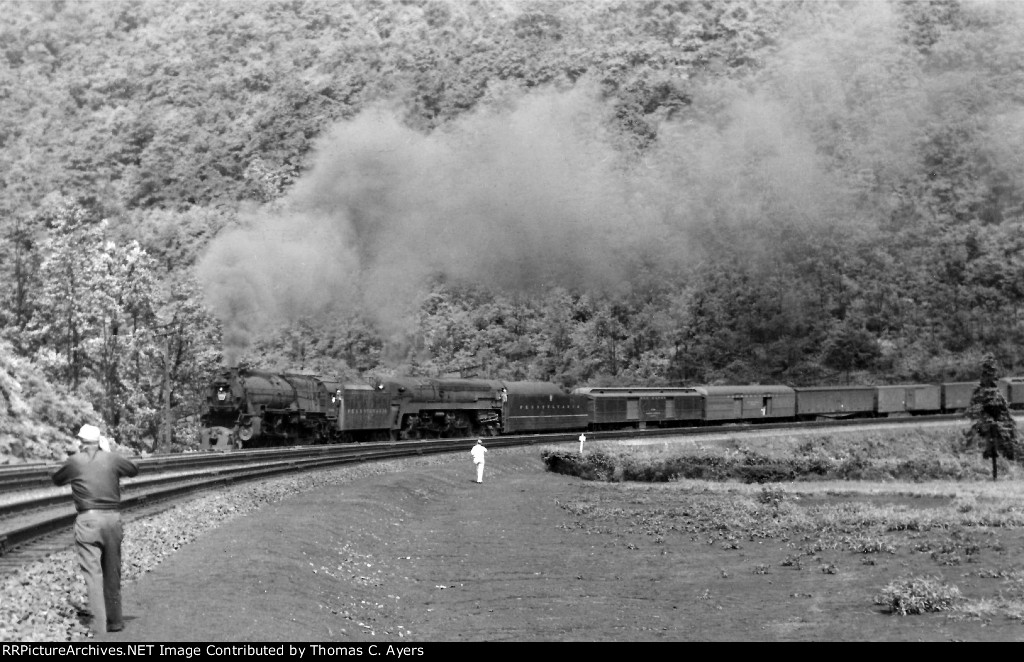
{"left": 573, "top": 387, "right": 703, "bottom": 429}
{"left": 999, "top": 377, "right": 1024, "bottom": 409}
{"left": 793, "top": 386, "right": 876, "bottom": 420}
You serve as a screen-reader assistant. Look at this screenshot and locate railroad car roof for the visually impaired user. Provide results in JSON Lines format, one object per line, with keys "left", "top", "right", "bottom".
{"left": 875, "top": 384, "right": 938, "bottom": 389}
{"left": 693, "top": 385, "right": 795, "bottom": 396}
{"left": 573, "top": 387, "right": 701, "bottom": 396}
{"left": 793, "top": 386, "right": 875, "bottom": 392}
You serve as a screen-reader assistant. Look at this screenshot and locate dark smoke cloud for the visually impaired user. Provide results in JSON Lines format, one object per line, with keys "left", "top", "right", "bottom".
{"left": 198, "top": 85, "right": 673, "bottom": 361}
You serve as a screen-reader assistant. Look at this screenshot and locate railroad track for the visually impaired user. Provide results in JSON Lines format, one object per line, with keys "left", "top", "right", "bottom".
{"left": 0, "top": 414, "right": 971, "bottom": 571}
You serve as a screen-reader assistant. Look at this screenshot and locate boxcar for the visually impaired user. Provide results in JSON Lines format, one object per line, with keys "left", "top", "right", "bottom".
{"left": 876, "top": 384, "right": 942, "bottom": 415}
{"left": 998, "top": 377, "right": 1024, "bottom": 410}
{"left": 794, "top": 386, "right": 876, "bottom": 419}
{"left": 941, "top": 382, "right": 978, "bottom": 412}
{"left": 573, "top": 387, "right": 703, "bottom": 429}
{"left": 502, "top": 382, "right": 589, "bottom": 433}
{"left": 693, "top": 385, "right": 796, "bottom": 421}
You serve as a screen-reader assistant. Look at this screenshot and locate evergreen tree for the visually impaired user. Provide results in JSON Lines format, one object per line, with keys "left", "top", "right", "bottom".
{"left": 964, "top": 355, "right": 1021, "bottom": 480}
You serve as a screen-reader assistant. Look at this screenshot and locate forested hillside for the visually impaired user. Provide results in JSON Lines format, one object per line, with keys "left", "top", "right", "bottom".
{"left": 2, "top": 0, "right": 1024, "bottom": 459}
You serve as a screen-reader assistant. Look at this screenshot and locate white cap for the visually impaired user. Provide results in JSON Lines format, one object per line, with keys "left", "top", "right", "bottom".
{"left": 77, "top": 424, "right": 101, "bottom": 444}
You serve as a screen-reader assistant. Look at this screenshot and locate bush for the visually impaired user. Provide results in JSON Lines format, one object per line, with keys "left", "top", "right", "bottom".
{"left": 877, "top": 576, "right": 963, "bottom": 615}
{"left": 541, "top": 449, "right": 617, "bottom": 481}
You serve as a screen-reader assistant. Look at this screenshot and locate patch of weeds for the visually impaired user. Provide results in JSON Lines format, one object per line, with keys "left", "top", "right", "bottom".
{"left": 854, "top": 537, "right": 897, "bottom": 555}
{"left": 820, "top": 563, "right": 838, "bottom": 574}
{"left": 930, "top": 550, "right": 962, "bottom": 566}
{"left": 953, "top": 598, "right": 1002, "bottom": 622}
{"left": 753, "top": 564, "right": 770, "bottom": 575}
{"left": 557, "top": 500, "right": 596, "bottom": 516}
{"left": 953, "top": 495, "right": 977, "bottom": 513}
{"left": 1004, "top": 600, "right": 1024, "bottom": 622}
{"left": 780, "top": 555, "right": 802, "bottom": 569}
{"left": 970, "top": 568, "right": 1024, "bottom": 580}
{"left": 757, "top": 486, "right": 785, "bottom": 507}
{"left": 876, "top": 576, "right": 963, "bottom": 615}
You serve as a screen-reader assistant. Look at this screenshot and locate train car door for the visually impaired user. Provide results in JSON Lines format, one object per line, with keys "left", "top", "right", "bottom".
{"left": 626, "top": 398, "right": 639, "bottom": 421}
{"left": 762, "top": 396, "right": 772, "bottom": 416}
{"left": 732, "top": 396, "right": 743, "bottom": 419}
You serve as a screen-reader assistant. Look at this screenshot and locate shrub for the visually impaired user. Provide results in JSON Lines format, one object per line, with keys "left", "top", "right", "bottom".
{"left": 541, "top": 449, "right": 616, "bottom": 481}
{"left": 877, "top": 576, "right": 963, "bottom": 615}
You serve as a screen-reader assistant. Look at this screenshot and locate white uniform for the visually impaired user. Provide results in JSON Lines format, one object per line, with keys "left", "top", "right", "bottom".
{"left": 470, "top": 442, "right": 487, "bottom": 483}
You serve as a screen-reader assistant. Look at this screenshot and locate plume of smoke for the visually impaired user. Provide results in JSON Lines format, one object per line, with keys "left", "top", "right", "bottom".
{"left": 198, "top": 85, "right": 670, "bottom": 361}
{"left": 196, "top": 209, "right": 361, "bottom": 365}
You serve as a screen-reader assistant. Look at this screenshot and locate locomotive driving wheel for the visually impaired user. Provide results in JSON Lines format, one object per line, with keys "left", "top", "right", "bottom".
{"left": 236, "top": 421, "right": 254, "bottom": 448}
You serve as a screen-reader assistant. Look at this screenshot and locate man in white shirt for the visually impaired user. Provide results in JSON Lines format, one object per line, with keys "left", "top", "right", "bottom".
{"left": 470, "top": 439, "right": 487, "bottom": 483}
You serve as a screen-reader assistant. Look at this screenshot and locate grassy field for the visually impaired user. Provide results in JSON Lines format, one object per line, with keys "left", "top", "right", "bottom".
{"left": 542, "top": 424, "right": 1024, "bottom": 631}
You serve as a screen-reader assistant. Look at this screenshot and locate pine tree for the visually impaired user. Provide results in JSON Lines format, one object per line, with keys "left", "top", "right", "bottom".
{"left": 964, "top": 355, "right": 1021, "bottom": 480}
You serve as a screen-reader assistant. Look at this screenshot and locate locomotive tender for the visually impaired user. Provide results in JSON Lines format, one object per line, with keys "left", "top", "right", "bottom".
{"left": 199, "top": 368, "right": 1024, "bottom": 450}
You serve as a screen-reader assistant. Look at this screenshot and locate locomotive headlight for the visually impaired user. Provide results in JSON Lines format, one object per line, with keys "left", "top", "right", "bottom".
{"left": 217, "top": 387, "right": 227, "bottom": 402}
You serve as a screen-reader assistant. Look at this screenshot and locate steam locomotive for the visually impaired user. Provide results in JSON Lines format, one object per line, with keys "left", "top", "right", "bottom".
{"left": 199, "top": 369, "right": 588, "bottom": 450}
{"left": 198, "top": 368, "right": 1024, "bottom": 450}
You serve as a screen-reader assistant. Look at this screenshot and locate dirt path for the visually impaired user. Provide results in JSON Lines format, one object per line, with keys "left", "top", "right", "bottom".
{"left": 99, "top": 449, "right": 1022, "bottom": 642}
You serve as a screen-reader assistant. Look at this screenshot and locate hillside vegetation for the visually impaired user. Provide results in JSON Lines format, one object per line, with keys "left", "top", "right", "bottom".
{"left": 2, "top": 0, "right": 1024, "bottom": 459}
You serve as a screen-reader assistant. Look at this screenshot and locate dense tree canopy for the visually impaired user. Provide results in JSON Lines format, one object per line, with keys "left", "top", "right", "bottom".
{"left": 2, "top": 0, "right": 1024, "bottom": 459}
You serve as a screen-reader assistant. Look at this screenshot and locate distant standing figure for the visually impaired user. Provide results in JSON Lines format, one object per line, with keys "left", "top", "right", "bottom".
{"left": 470, "top": 439, "right": 488, "bottom": 483}
{"left": 579, "top": 432, "right": 587, "bottom": 454}
{"left": 51, "top": 424, "right": 139, "bottom": 634}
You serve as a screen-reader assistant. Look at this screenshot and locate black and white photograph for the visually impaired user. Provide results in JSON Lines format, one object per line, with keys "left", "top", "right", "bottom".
{"left": 2, "top": 0, "right": 1024, "bottom": 644}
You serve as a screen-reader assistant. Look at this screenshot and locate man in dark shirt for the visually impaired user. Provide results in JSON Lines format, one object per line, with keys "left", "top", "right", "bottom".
{"left": 51, "top": 424, "right": 139, "bottom": 634}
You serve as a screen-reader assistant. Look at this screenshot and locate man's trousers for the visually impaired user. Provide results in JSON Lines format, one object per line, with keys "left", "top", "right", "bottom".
{"left": 74, "top": 510, "right": 124, "bottom": 633}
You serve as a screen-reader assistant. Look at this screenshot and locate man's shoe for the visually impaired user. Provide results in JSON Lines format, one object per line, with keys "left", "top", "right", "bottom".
{"left": 107, "top": 623, "right": 124, "bottom": 632}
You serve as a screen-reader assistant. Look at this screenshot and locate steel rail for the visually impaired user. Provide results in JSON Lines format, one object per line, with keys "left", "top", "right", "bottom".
{"left": 0, "top": 444, "right": 424, "bottom": 558}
